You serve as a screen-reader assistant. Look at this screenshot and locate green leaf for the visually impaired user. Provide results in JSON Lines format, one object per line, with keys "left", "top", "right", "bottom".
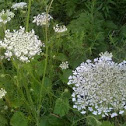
{"left": 54, "top": 98, "right": 69, "bottom": 117}
{"left": 39, "top": 115, "right": 69, "bottom": 126}
{"left": 0, "top": 114, "right": 8, "bottom": 126}
{"left": 60, "top": 69, "right": 72, "bottom": 83}
{"left": 101, "top": 121, "right": 114, "bottom": 126}
{"left": 10, "top": 97, "right": 23, "bottom": 109}
{"left": 47, "top": 115, "right": 63, "bottom": 126}
{"left": 61, "top": 89, "right": 71, "bottom": 99}
{"left": 104, "top": 21, "right": 117, "bottom": 30}
{"left": 35, "top": 60, "right": 45, "bottom": 76}
{"left": 121, "top": 122, "right": 126, "bottom": 126}
{"left": 44, "top": 77, "right": 52, "bottom": 88}
{"left": 87, "top": 115, "right": 101, "bottom": 126}
{"left": 0, "top": 0, "right": 4, "bottom": 3}
{"left": 39, "top": 116, "right": 50, "bottom": 126}
{"left": 56, "top": 53, "right": 67, "bottom": 61}
{"left": 10, "top": 112, "right": 28, "bottom": 126}
{"left": 0, "top": 25, "right": 4, "bottom": 39}
{"left": 43, "top": 77, "right": 52, "bottom": 93}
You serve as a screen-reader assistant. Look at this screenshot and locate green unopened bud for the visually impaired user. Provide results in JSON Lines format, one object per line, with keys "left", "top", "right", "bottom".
{"left": 0, "top": 74, "right": 5, "bottom": 78}
{"left": 4, "top": 105, "right": 8, "bottom": 110}
{"left": 11, "top": 109, "right": 14, "bottom": 112}
{"left": 30, "top": 88, "right": 34, "bottom": 92}
{"left": 64, "top": 88, "right": 68, "bottom": 92}
{"left": 20, "top": 10, "right": 26, "bottom": 14}
{"left": 14, "top": 76, "right": 17, "bottom": 79}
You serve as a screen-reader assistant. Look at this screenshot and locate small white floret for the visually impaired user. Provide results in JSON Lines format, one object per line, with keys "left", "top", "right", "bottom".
{"left": 81, "top": 111, "right": 86, "bottom": 114}
{"left": 59, "top": 61, "right": 69, "bottom": 70}
{"left": 11, "top": 2, "right": 27, "bottom": 10}
{"left": 32, "top": 12, "right": 53, "bottom": 26}
{"left": 119, "top": 110, "right": 124, "bottom": 114}
{"left": 0, "top": 10, "right": 14, "bottom": 24}
{"left": 111, "top": 112, "right": 118, "bottom": 118}
{"left": 53, "top": 24, "right": 67, "bottom": 33}
{"left": 0, "top": 88, "right": 7, "bottom": 99}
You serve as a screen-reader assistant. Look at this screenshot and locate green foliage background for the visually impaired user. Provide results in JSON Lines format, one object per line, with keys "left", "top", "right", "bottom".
{"left": 0, "top": 0, "right": 126, "bottom": 126}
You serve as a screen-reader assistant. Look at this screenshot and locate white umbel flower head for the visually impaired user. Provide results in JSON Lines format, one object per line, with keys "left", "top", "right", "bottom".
{"left": 0, "top": 88, "right": 7, "bottom": 99}
{"left": 32, "top": 12, "right": 53, "bottom": 26}
{"left": 99, "top": 51, "right": 113, "bottom": 61}
{"left": 68, "top": 51, "right": 126, "bottom": 118}
{"left": 59, "top": 61, "right": 69, "bottom": 70}
{"left": 11, "top": 2, "right": 27, "bottom": 10}
{"left": 53, "top": 24, "right": 67, "bottom": 33}
{"left": 0, "top": 10, "right": 14, "bottom": 24}
{"left": 0, "top": 26, "right": 44, "bottom": 62}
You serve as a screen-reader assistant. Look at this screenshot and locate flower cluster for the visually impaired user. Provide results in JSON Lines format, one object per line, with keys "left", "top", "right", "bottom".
{"left": 68, "top": 52, "right": 126, "bottom": 118}
{"left": 53, "top": 24, "right": 67, "bottom": 33}
{"left": 0, "top": 88, "right": 7, "bottom": 99}
{"left": 0, "top": 10, "right": 14, "bottom": 24}
{"left": 11, "top": 2, "right": 27, "bottom": 10}
{"left": 32, "top": 12, "right": 53, "bottom": 26}
{"left": 59, "top": 61, "right": 69, "bottom": 70}
{"left": 0, "top": 26, "right": 44, "bottom": 62}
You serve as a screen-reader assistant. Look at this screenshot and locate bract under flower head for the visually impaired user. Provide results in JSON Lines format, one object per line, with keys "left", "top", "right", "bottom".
{"left": 0, "top": 10, "right": 14, "bottom": 24}
{"left": 0, "top": 26, "right": 45, "bottom": 62}
{"left": 32, "top": 12, "right": 53, "bottom": 26}
{"left": 68, "top": 51, "right": 126, "bottom": 118}
{"left": 11, "top": 2, "right": 27, "bottom": 10}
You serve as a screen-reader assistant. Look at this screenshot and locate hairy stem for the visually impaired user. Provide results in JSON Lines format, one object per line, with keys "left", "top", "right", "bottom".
{"left": 26, "top": 0, "right": 32, "bottom": 32}
{"left": 37, "top": 0, "right": 54, "bottom": 125}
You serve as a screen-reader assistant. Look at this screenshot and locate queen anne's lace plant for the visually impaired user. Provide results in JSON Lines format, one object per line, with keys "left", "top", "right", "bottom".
{"left": 0, "top": 10, "right": 14, "bottom": 24}
{"left": 0, "top": 26, "right": 44, "bottom": 62}
{"left": 68, "top": 52, "right": 126, "bottom": 118}
{"left": 32, "top": 12, "right": 53, "bottom": 26}
{"left": 53, "top": 24, "right": 67, "bottom": 33}
{"left": 59, "top": 61, "right": 69, "bottom": 70}
{"left": 11, "top": 2, "right": 27, "bottom": 10}
{"left": 0, "top": 88, "right": 7, "bottom": 99}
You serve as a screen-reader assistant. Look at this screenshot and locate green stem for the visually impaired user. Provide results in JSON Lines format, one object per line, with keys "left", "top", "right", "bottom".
{"left": 0, "top": 60, "right": 5, "bottom": 73}
{"left": 56, "top": 34, "right": 61, "bottom": 55}
{"left": 26, "top": 0, "right": 32, "bottom": 32}
{"left": 0, "top": 22, "right": 6, "bottom": 72}
{"left": 12, "top": 60, "right": 37, "bottom": 124}
{"left": 3, "top": 23, "right": 6, "bottom": 31}
{"left": 37, "top": 24, "right": 49, "bottom": 126}
{"left": 37, "top": 0, "right": 54, "bottom": 125}
{"left": 21, "top": 71, "right": 38, "bottom": 124}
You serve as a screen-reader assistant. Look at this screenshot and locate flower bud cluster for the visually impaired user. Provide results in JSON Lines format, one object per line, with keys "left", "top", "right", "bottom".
{"left": 0, "top": 10, "right": 14, "bottom": 24}
{"left": 0, "top": 88, "right": 7, "bottom": 99}
{"left": 32, "top": 12, "right": 53, "bottom": 26}
{"left": 59, "top": 61, "right": 69, "bottom": 70}
{"left": 53, "top": 24, "right": 67, "bottom": 33}
{"left": 11, "top": 2, "right": 27, "bottom": 10}
{"left": 0, "top": 26, "right": 44, "bottom": 62}
{"left": 68, "top": 52, "right": 126, "bottom": 118}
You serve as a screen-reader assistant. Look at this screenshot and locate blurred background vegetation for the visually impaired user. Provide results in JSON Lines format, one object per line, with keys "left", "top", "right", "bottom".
{"left": 1, "top": 0, "right": 126, "bottom": 63}
{"left": 1, "top": 0, "right": 126, "bottom": 126}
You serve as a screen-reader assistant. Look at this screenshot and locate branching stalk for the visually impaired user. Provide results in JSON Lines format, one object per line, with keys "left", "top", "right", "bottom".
{"left": 37, "top": 0, "right": 54, "bottom": 125}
